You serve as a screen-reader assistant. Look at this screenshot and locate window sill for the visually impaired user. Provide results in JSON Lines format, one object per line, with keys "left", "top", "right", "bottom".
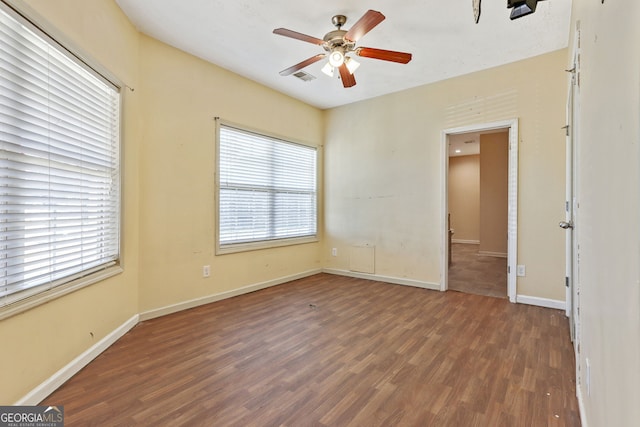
{"left": 216, "top": 235, "right": 319, "bottom": 255}
{"left": 0, "top": 265, "right": 123, "bottom": 321}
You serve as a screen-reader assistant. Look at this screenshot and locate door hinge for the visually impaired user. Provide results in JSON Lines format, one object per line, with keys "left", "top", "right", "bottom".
{"left": 562, "top": 125, "right": 570, "bottom": 136}
{"left": 508, "top": 266, "right": 511, "bottom": 274}
{"left": 565, "top": 276, "right": 570, "bottom": 287}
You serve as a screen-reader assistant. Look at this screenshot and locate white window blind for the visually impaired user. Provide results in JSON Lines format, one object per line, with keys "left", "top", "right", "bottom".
{"left": 218, "top": 123, "right": 317, "bottom": 247}
{"left": 0, "top": 5, "right": 121, "bottom": 306}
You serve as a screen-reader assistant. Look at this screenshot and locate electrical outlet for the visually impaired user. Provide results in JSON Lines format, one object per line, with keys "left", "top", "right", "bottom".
{"left": 517, "top": 265, "right": 526, "bottom": 277}
{"left": 332, "top": 248, "right": 338, "bottom": 256}
{"left": 203, "top": 265, "right": 210, "bottom": 278}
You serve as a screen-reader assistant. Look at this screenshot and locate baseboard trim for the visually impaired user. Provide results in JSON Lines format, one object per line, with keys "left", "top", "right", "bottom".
{"left": 16, "top": 314, "right": 139, "bottom": 405}
{"left": 516, "top": 294, "right": 566, "bottom": 310}
{"left": 478, "top": 251, "right": 508, "bottom": 258}
{"left": 323, "top": 268, "right": 440, "bottom": 291}
{"left": 576, "top": 382, "right": 588, "bottom": 427}
{"left": 451, "top": 239, "right": 480, "bottom": 245}
{"left": 139, "top": 268, "right": 322, "bottom": 321}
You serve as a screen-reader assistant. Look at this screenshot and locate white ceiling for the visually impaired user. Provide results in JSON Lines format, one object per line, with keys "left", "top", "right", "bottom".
{"left": 448, "top": 129, "right": 511, "bottom": 157}
{"left": 115, "top": 0, "right": 572, "bottom": 110}
{"left": 449, "top": 132, "right": 481, "bottom": 157}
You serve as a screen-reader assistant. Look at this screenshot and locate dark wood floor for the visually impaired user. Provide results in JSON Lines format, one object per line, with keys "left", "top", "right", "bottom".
{"left": 42, "top": 274, "right": 580, "bottom": 426}
{"left": 449, "top": 243, "right": 508, "bottom": 299}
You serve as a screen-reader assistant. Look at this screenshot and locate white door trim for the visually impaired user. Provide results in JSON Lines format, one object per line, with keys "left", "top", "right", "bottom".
{"left": 564, "top": 71, "right": 574, "bottom": 320}
{"left": 567, "top": 23, "right": 582, "bottom": 356}
{"left": 440, "top": 119, "right": 519, "bottom": 303}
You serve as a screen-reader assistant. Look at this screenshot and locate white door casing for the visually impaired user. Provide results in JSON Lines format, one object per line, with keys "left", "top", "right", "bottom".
{"left": 565, "top": 27, "right": 581, "bottom": 352}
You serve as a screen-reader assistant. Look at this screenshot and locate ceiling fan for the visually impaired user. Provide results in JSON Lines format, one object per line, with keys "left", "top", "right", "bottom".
{"left": 273, "top": 10, "right": 412, "bottom": 88}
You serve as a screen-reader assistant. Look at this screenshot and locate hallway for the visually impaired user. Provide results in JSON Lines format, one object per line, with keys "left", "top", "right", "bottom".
{"left": 448, "top": 243, "right": 507, "bottom": 298}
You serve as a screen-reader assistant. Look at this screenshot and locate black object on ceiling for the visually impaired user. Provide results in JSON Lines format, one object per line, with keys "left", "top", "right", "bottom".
{"left": 507, "top": 0, "right": 546, "bottom": 20}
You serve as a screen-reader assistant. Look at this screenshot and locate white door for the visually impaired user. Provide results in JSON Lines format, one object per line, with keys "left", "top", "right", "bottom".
{"left": 562, "top": 37, "right": 580, "bottom": 345}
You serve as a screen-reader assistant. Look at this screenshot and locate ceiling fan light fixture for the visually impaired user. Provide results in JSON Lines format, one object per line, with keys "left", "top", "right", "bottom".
{"left": 273, "top": 10, "right": 413, "bottom": 89}
{"left": 345, "top": 57, "right": 360, "bottom": 74}
{"left": 321, "top": 62, "right": 334, "bottom": 77}
{"left": 328, "top": 50, "right": 345, "bottom": 67}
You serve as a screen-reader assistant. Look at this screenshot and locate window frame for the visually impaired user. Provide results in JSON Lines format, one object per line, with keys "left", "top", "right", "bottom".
{"left": 215, "top": 119, "right": 319, "bottom": 255}
{"left": 0, "top": 0, "right": 124, "bottom": 320}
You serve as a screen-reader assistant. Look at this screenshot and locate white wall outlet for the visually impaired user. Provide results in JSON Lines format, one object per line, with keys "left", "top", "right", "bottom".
{"left": 331, "top": 248, "right": 338, "bottom": 256}
{"left": 203, "top": 265, "right": 210, "bottom": 278}
{"left": 516, "top": 265, "right": 526, "bottom": 277}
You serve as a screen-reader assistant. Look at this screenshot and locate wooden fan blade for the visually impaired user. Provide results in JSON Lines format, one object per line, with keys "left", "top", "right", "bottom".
{"left": 356, "top": 47, "right": 412, "bottom": 64}
{"left": 279, "top": 54, "right": 326, "bottom": 76}
{"left": 273, "top": 28, "right": 325, "bottom": 45}
{"left": 338, "top": 63, "right": 356, "bottom": 88}
{"left": 344, "top": 10, "right": 385, "bottom": 42}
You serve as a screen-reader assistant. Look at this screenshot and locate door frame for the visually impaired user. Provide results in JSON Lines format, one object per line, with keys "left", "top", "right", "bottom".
{"left": 565, "top": 68, "right": 575, "bottom": 321}
{"left": 566, "top": 26, "right": 581, "bottom": 347}
{"left": 440, "top": 119, "right": 519, "bottom": 302}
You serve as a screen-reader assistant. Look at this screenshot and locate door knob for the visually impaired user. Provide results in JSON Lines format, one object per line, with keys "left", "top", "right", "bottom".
{"left": 559, "top": 220, "right": 574, "bottom": 229}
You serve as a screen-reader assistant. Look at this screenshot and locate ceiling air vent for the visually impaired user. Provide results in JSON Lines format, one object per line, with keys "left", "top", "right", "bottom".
{"left": 292, "top": 71, "right": 316, "bottom": 82}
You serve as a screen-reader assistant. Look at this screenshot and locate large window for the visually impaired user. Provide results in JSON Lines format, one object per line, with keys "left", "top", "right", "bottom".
{"left": 0, "top": 3, "right": 121, "bottom": 312}
{"left": 217, "top": 121, "right": 317, "bottom": 252}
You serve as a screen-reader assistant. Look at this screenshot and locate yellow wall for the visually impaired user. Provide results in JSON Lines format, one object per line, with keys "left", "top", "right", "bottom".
{"left": 136, "top": 35, "right": 324, "bottom": 312}
{"left": 569, "top": 1, "right": 640, "bottom": 425}
{"left": 324, "top": 49, "right": 567, "bottom": 298}
{"left": 448, "top": 155, "right": 480, "bottom": 242}
{"left": 479, "top": 132, "right": 509, "bottom": 255}
{"left": 0, "top": 0, "right": 141, "bottom": 404}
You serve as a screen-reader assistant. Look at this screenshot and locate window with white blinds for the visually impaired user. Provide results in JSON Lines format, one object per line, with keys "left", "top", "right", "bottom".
{"left": 0, "top": 4, "right": 121, "bottom": 308}
{"left": 217, "top": 123, "right": 317, "bottom": 250}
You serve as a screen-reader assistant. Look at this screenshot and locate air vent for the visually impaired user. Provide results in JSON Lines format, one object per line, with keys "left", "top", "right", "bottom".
{"left": 292, "top": 71, "right": 316, "bottom": 81}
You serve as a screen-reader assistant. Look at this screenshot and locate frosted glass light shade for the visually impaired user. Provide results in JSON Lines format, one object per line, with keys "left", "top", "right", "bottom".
{"left": 321, "top": 62, "right": 334, "bottom": 77}
{"left": 329, "top": 50, "right": 344, "bottom": 67}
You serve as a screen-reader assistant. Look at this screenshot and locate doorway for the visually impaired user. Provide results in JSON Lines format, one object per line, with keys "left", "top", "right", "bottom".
{"left": 448, "top": 131, "right": 508, "bottom": 298}
{"left": 440, "top": 120, "right": 518, "bottom": 302}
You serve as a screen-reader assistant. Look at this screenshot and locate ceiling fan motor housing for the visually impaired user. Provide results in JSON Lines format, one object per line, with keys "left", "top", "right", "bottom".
{"left": 323, "top": 29, "right": 355, "bottom": 53}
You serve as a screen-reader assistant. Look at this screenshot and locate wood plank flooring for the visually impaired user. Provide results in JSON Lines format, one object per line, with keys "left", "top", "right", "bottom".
{"left": 42, "top": 274, "right": 580, "bottom": 426}
{"left": 448, "top": 243, "right": 508, "bottom": 299}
